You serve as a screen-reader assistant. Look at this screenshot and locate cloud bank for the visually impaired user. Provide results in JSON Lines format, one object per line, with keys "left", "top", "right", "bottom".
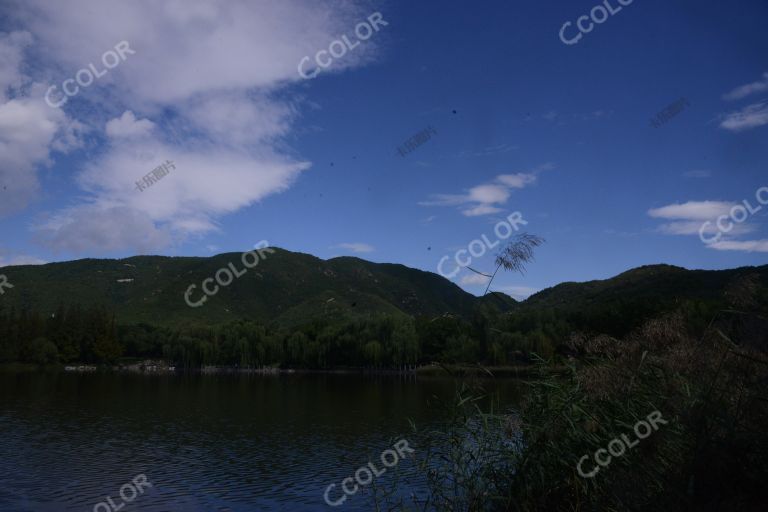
{"left": 3, "top": 0, "right": 379, "bottom": 255}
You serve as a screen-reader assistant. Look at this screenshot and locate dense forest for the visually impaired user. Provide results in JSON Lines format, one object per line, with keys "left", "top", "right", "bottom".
{"left": 1, "top": 257, "right": 765, "bottom": 369}
{"left": 0, "top": 297, "right": 730, "bottom": 368}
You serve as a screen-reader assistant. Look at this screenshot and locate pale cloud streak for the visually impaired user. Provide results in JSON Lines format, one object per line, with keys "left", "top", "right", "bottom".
{"left": 723, "top": 72, "right": 768, "bottom": 101}
{"left": 719, "top": 102, "right": 768, "bottom": 132}
{"left": 648, "top": 201, "right": 734, "bottom": 221}
{"left": 708, "top": 239, "right": 768, "bottom": 253}
{"left": 496, "top": 285, "right": 540, "bottom": 301}
{"left": 335, "top": 243, "right": 375, "bottom": 253}
{"left": 648, "top": 199, "right": 764, "bottom": 252}
{"left": 647, "top": 200, "right": 754, "bottom": 237}
{"left": 420, "top": 164, "right": 551, "bottom": 217}
{"left": 460, "top": 274, "right": 490, "bottom": 286}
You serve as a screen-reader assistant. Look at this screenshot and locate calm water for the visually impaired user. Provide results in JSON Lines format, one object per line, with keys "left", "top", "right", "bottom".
{"left": 0, "top": 371, "right": 523, "bottom": 511}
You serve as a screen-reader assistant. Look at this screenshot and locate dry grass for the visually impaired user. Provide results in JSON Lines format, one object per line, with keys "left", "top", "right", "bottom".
{"left": 389, "top": 309, "right": 768, "bottom": 511}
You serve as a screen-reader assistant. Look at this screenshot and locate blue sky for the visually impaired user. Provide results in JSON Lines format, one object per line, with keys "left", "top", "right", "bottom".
{"left": 0, "top": 0, "right": 766, "bottom": 299}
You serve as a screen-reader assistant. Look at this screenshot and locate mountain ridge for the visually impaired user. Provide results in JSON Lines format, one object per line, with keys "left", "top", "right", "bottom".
{"left": 1, "top": 251, "right": 766, "bottom": 329}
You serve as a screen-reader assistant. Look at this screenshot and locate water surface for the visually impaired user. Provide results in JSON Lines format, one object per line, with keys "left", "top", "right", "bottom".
{"left": 0, "top": 371, "right": 523, "bottom": 511}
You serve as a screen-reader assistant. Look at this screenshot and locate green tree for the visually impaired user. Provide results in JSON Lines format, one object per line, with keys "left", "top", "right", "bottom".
{"left": 22, "top": 337, "right": 59, "bottom": 365}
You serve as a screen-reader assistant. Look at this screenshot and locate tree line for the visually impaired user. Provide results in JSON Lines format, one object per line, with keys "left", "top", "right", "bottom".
{"left": 0, "top": 303, "right": 560, "bottom": 368}
{"left": 0, "top": 297, "right": 724, "bottom": 369}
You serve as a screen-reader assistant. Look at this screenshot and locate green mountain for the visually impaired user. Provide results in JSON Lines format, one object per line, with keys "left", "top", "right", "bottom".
{"left": 1, "top": 250, "right": 766, "bottom": 331}
{"left": 0, "top": 248, "right": 497, "bottom": 327}
{"left": 1, "top": 251, "right": 766, "bottom": 367}
{"left": 513, "top": 263, "right": 768, "bottom": 341}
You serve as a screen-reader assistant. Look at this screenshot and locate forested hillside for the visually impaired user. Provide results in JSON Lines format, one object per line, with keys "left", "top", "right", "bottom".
{"left": 1, "top": 251, "right": 766, "bottom": 368}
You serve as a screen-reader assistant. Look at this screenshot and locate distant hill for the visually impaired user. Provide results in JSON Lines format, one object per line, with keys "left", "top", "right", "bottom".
{"left": 1, "top": 251, "right": 766, "bottom": 331}
{"left": 0, "top": 248, "right": 490, "bottom": 327}
{"left": 525, "top": 263, "right": 768, "bottom": 310}
{"left": 518, "top": 263, "right": 768, "bottom": 339}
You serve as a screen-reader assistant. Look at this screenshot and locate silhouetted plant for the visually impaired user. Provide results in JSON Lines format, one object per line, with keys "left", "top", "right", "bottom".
{"left": 479, "top": 233, "right": 545, "bottom": 296}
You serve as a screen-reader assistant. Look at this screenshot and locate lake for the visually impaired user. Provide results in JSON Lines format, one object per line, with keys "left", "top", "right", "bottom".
{"left": 0, "top": 371, "right": 523, "bottom": 511}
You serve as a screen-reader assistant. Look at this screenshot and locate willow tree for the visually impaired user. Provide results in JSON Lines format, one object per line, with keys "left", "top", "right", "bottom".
{"left": 467, "top": 233, "right": 545, "bottom": 296}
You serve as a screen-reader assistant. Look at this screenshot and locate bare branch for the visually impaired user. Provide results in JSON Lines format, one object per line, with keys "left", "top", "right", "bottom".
{"left": 466, "top": 266, "right": 493, "bottom": 278}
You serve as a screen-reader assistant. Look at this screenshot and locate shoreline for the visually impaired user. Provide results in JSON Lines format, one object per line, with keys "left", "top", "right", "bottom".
{"left": 0, "top": 362, "right": 558, "bottom": 378}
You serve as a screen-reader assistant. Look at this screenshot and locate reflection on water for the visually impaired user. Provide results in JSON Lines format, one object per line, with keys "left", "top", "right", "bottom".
{"left": 0, "top": 371, "right": 523, "bottom": 511}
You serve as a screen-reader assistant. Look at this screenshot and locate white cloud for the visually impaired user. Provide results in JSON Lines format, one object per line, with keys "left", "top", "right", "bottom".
{"left": 335, "top": 243, "right": 375, "bottom": 253}
{"left": 655, "top": 220, "right": 754, "bottom": 237}
{"left": 181, "top": 91, "right": 298, "bottom": 148}
{"left": 648, "top": 201, "right": 734, "bottom": 221}
{"left": 462, "top": 204, "right": 504, "bottom": 217}
{"left": 19, "top": 0, "right": 374, "bottom": 105}
{"left": 36, "top": 206, "right": 172, "bottom": 254}
{"left": 496, "top": 173, "right": 537, "bottom": 189}
{"left": 648, "top": 201, "right": 739, "bottom": 237}
{"left": 420, "top": 165, "right": 549, "bottom": 217}
{"left": 36, "top": 139, "right": 309, "bottom": 253}
{"left": 0, "top": 31, "right": 85, "bottom": 217}
{"left": 723, "top": 72, "right": 768, "bottom": 101}
{"left": 0, "top": 86, "right": 85, "bottom": 217}
{"left": 0, "top": 31, "right": 32, "bottom": 98}
{"left": 467, "top": 184, "right": 510, "bottom": 204}
{"left": 707, "top": 239, "right": 768, "bottom": 252}
{"left": 106, "top": 111, "right": 155, "bottom": 138}
{"left": 460, "top": 274, "right": 490, "bottom": 286}
{"left": 656, "top": 221, "right": 716, "bottom": 236}
{"left": 720, "top": 102, "right": 768, "bottom": 132}
{"left": 7, "top": 0, "right": 380, "bottom": 253}
{"left": 496, "top": 285, "right": 539, "bottom": 301}
{"left": 647, "top": 200, "right": 763, "bottom": 252}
